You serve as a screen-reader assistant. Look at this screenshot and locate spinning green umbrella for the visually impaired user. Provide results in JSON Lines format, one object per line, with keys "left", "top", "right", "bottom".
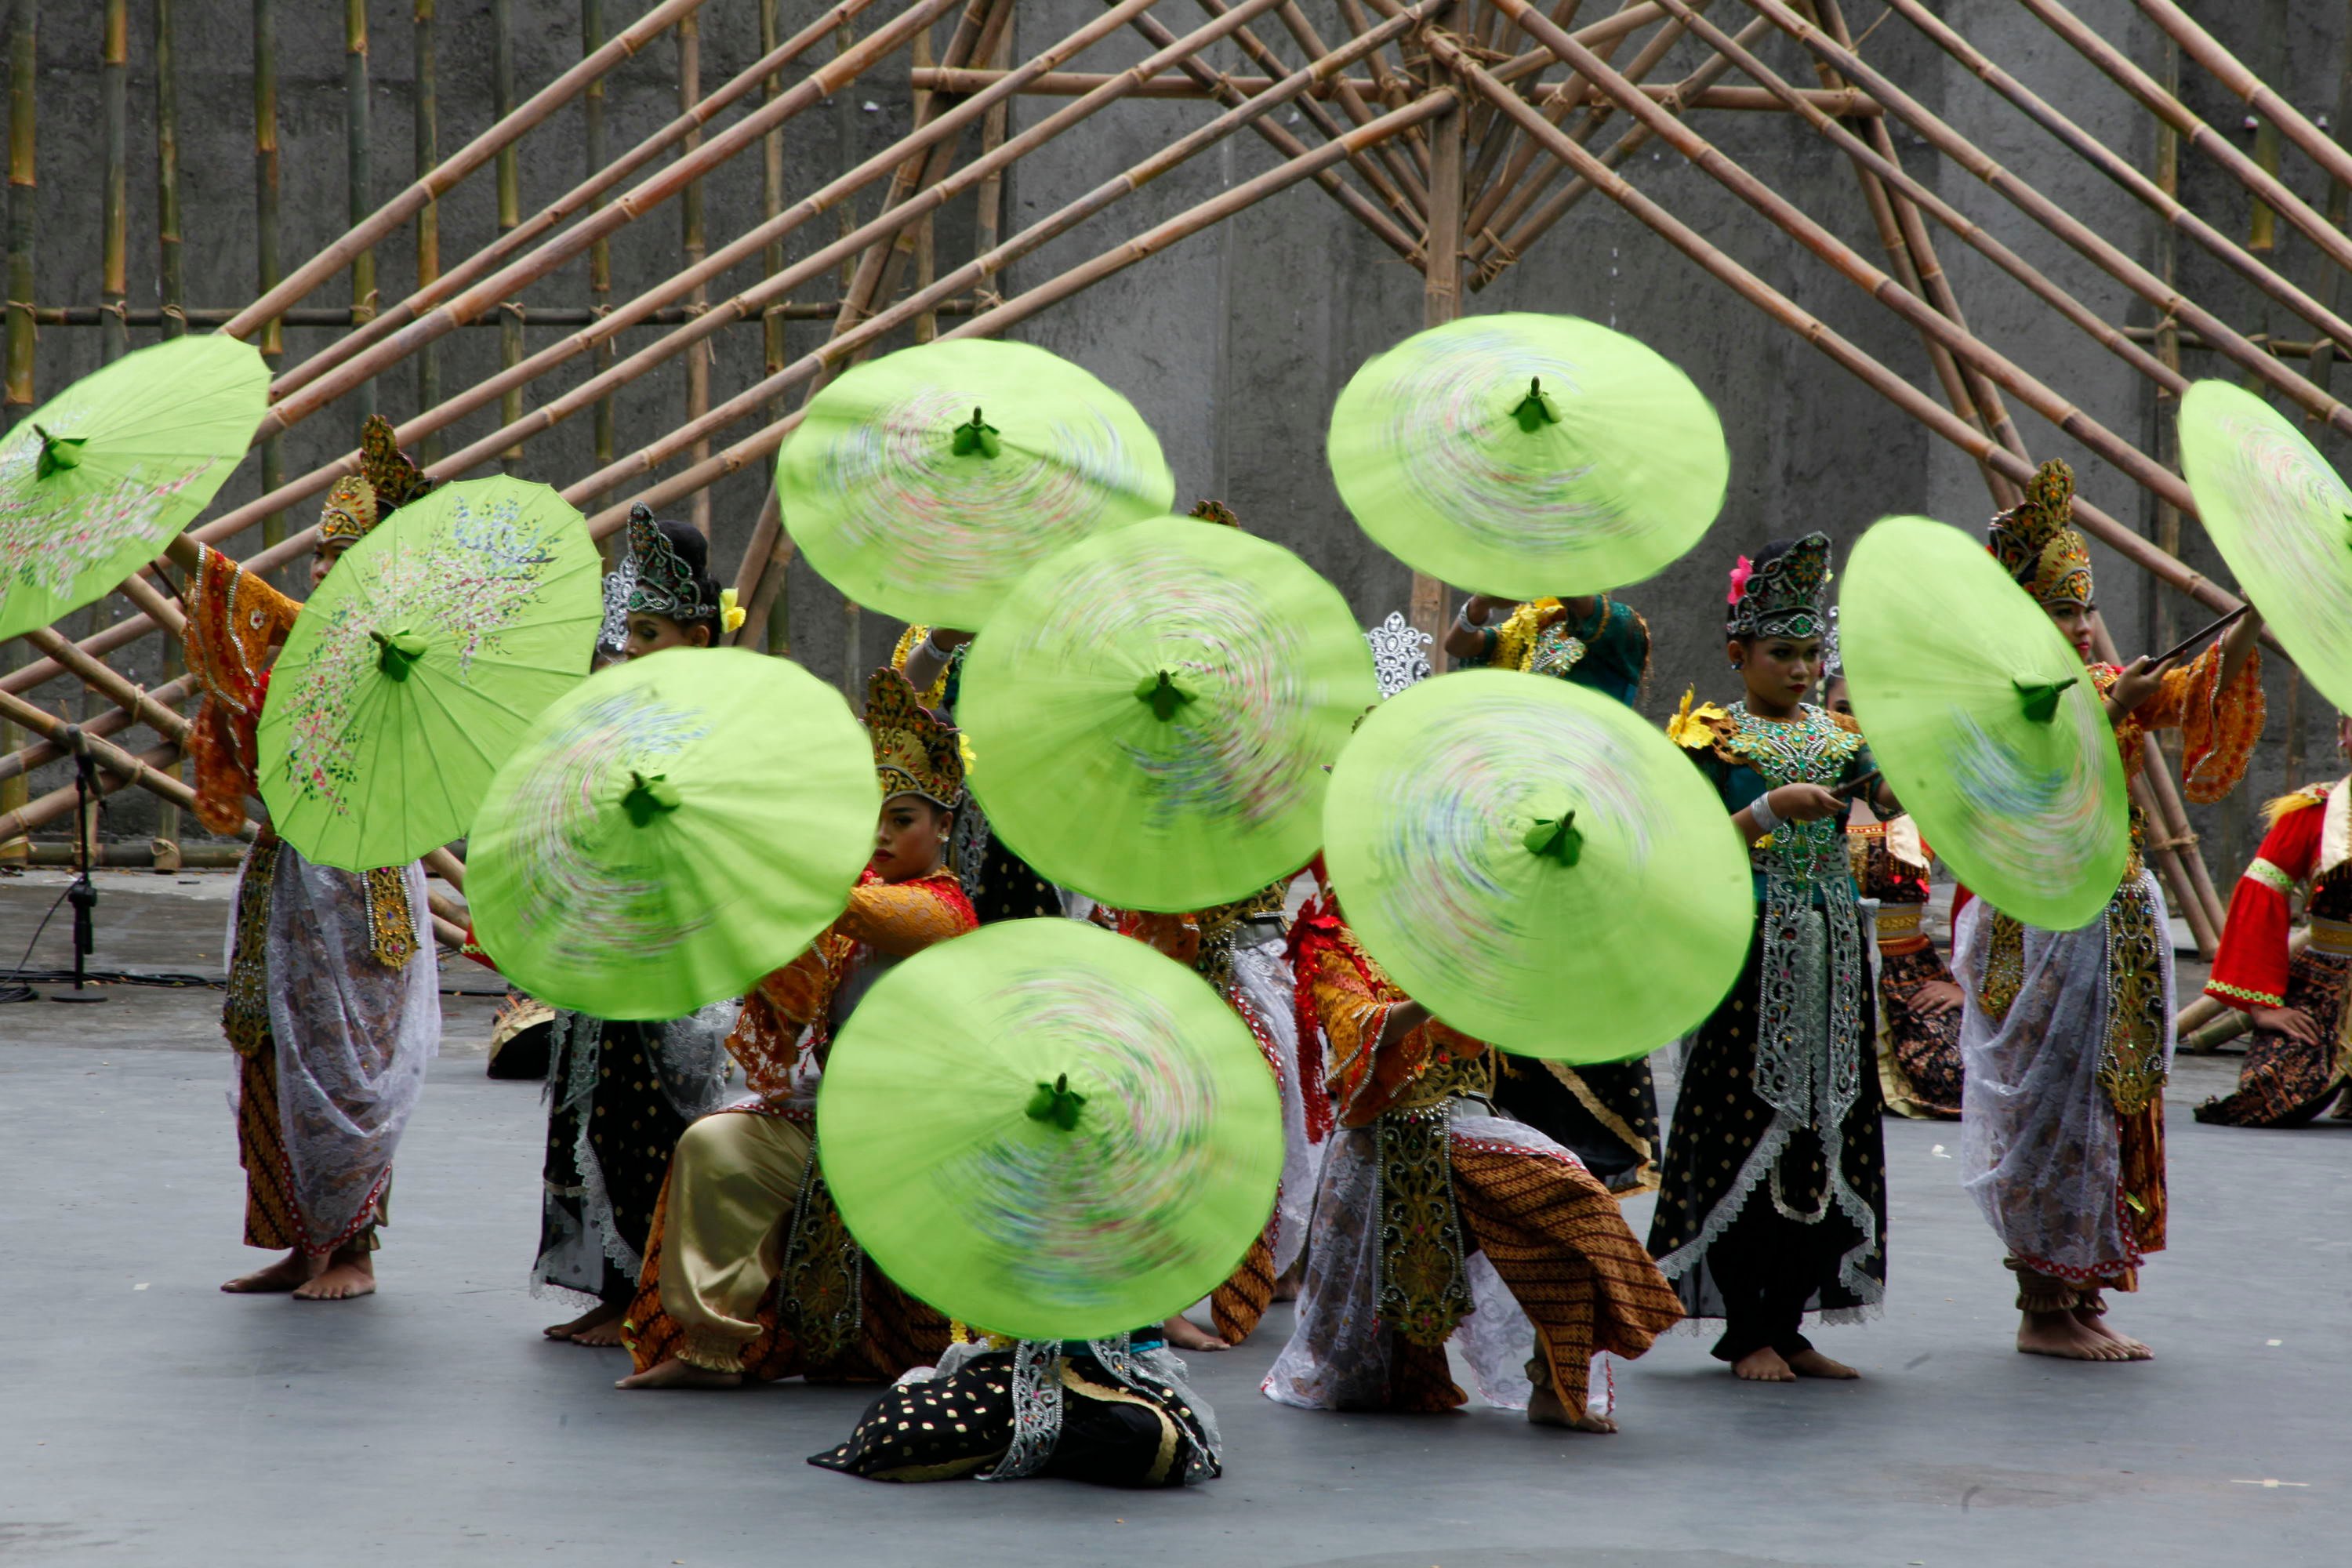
{"left": 957, "top": 517, "right": 1377, "bottom": 912}
{"left": 256, "top": 477, "right": 603, "bottom": 871}
{"left": 465, "top": 648, "right": 878, "bottom": 1020}
{"left": 775, "top": 339, "right": 1174, "bottom": 630}
{"left": 0, "top": 334, "right": 268, "bottom": 642}
{"left": 1323, "top": 669, "right": 1751, "bottom": 1060}
{"left": 2179, "top": 379, "right": 2352, "bottom": 712}
{"left": 1840, "top": 514, "right": 2127, "bottom": 931}
{"left": 818, "top": 917, "right": 1282, "bottom": 1343}
{"left": 1327, "top": 314, "right": 1727, "bottom": 599}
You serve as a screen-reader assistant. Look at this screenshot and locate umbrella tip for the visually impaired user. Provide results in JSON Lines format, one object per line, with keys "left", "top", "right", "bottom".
{"left": 1523, "top": 810, "right": 1583, "bottom": 866}
{"left": 2012, "top": 673, "right": 2079, "bottom": 724}
{"left": 32, "top": 423, "right": 86, "bottom": 479}
{"left": 952, "top": 407, "right": 1001, "bottom": 459}
{"left": 1025, "top": 1072, "right": 1087, "bottom": 1131}
{"left": 1510, "top": 379, "right": 1560, "bottom": 434}
{"left": 621, "top": 771, "right": 684, "bottom": 826}
{"left": 1134, "top": 669, "right": 1197, "bottom": 722}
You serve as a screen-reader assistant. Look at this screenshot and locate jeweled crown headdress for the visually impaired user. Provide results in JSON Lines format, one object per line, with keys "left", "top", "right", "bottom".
{"left": 866, "top": 666, "right": 965, "bottom": 808}
{"left": 1987, "top": 458, "right": 2092, "bottom": 608}
{"left": 1725, "top": 531, "right": 1834, "bottom": 641}
{"left": 319, "top": 415, "right": 436, "bottom": 546}
{"left": 622, "top": 504, "right": 713, "bottom": 626}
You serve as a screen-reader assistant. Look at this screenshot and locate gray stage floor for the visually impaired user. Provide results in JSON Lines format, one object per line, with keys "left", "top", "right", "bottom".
{"left": 1, "top": 869, "right": 2344, "bottom": 1566}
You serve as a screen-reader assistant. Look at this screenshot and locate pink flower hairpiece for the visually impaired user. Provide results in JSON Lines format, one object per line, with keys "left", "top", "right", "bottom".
{"left": 1726, "top": 555, "right": 1753, "bottom": 605}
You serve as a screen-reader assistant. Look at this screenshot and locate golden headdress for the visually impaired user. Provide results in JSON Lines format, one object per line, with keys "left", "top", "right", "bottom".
{"left": 866, "top": 666, "right": 965, "bottom": 808}
{"left": 317, "top": 415, "right": 437, "bottom": 546}
{"left": 1987, "top": 458, "right": 2092, "bottom": 608}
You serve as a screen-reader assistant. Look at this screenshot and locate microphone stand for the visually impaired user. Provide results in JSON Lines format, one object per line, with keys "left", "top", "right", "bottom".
{"left": 51, "top": 725, "right": 107, "bottom": 1004}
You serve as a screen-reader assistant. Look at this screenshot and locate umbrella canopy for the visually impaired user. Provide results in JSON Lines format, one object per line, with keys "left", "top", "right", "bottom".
{"left": 1323, "top": 669, "right": 1752, "bottom": 1059}
{"left": 817, "top": 917, "right": 1283, "bottom": 1343}
{"left": 2178, "top": 379, "right": 2352, "bottom": 713}
{"left": 1840, "top": 514, "right": 2128, "bottom": 931}
{"left": 956, "top": 517, "right": 1377, "bottom": 912}
{"left": 775, "top": 339, "right": 1174, "bottom": 630}
{"left": 256, "top": 477, "right": 603, "bottom": 871}
{"left": 0, "top": 334, "right": 268, "bottom": 642}
{"left": 1327, "top": 313, "right": 1727, "bottom": 599}
{"left": 465, "top": 647, "right": 878, "bottom": 1020}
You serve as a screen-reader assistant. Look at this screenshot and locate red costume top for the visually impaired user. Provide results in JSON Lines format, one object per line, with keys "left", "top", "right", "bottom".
{"left": 2206, "top": 781, "right": 2352, "bottom": 1011}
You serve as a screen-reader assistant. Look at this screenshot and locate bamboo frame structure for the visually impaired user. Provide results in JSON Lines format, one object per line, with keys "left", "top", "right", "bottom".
{"left": 8, "top": 0, "right": 2350, "bottom": 987}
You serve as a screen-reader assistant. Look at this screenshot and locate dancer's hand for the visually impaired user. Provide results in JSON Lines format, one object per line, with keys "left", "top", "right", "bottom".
{"left": 2249, "top": 1004, "right": 2320, "bottom": 1044}
{"left": 1911, "top": 979, "right": 1965, "bottom": 1016}
{"left": 2106, "top": 655, "right": 2166, "bottom": 718}
{"left": 1766, "top": 783, "right": 1846, "bottom": 822}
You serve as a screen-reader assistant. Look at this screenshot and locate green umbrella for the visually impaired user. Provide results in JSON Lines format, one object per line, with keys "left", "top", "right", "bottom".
{"left": 818, "top": 917, "right": 1282, "bottom": 1343}
{"left": 957, "top": 517, "right": 1377, "bottom": 912}
{"left": 464, "top": 647, "right": 879, "bottom": 1020}
{"left": 2179, "top": 379, "right": 2352, "bottom": 712}
{"left": 776, "top": 339, "right": 1174, "bottom": 630}
{"left": 1323, "top": 669, "right": 1751, "bottom": 1060}
{"left": 256, "top": 477, "right": 604, "bottom": 871}
{"left": 0, "top": 334, "right": 268, "bottom": 643}
{"left": 1840, "top": 514, "right": 2127, "bottom": 931}
{"left": 1327, "top": 313, "right": 1727, "bottom": 599}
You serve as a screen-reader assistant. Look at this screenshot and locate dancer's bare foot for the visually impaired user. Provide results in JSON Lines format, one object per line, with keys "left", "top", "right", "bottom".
{"left": 615, "top": 1356, "right": 741, "bottom": 1390}
{"left": 2016, "top": 1310, "right": 2137, "bottom": 1361}
{"left": 1160, "top": 1313, "right": 1229, "bottom": 1352}
{"left": 2073, "top": 1308, "right": 2153, "bottom": 1360}
{"left": 543, "top": 1302, "right": 626, "bottom": 1342}
{"left": 569, "top": 1313, "right": 628, "bottom": 1348}
{"left": 1787, "top": 1348, "right": 1860, "bottom": 1379}
{"left": 1272, "top": 1261, "right": 1305, "bottom": 1304}
{"left": 222, "top": 1250, "right": 317, "bottom": 1294}
{"left": 1732, "top": 1346, "right": 1796, "bottom": 1382}
{"left": 293, "top": 1250, "right": 375, "bottom": 1301}
{"left": 1526, "top": 1380, "right": 1617, "bottom": 1432}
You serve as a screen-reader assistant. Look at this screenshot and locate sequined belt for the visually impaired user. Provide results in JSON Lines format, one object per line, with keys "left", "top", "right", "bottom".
{"left": 1875, "top": 906, "right": 1923, "bottom": 940}
{"left": 2309, "top": 916, "right": 2352, "bottom": 957}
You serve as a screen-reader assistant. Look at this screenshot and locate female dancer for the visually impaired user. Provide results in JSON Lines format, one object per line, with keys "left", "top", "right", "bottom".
{"left": 1652, "top": 533, "right": 1897, "bottom": 1382}
{"left": 165, "top": 416, "right": 441, "bottom": 1302}
{"left": 534, "top": 507, "right": 744, "bottom": 1345}
{"left": 618, "top": 668, "right": 975, "bottom": 1389}
{"left": 2196, "top": 715, "right": 2352, "bottom": 1127}
{"left": 1953, "top": 459, "right": 2263, "bottom": 1360}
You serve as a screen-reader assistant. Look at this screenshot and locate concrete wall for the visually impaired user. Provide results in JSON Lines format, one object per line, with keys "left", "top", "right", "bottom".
{"left": 3, "top": 0, "right": 2338, "bottom": 889}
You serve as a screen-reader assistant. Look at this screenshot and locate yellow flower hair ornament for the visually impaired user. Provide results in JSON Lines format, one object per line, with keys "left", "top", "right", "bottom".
{"left": 957, "top": 732, "right": 978, "bottom": 777}
{"left": 1665, "top": 684, "right": 1730, "bottom": 750}
{"left": 719, "top": 587, "right": 746, "bottom": 634}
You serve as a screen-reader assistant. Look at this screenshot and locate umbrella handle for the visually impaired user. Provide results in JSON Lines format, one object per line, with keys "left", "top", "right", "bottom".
{"left": 2013, "top": 673, "right": 2079, "bottom": 724}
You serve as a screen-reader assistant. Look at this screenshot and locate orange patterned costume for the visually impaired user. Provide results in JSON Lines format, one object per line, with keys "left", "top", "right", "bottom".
{"left": 1261, "top": 895, "right": 1681, "bottom": 1423}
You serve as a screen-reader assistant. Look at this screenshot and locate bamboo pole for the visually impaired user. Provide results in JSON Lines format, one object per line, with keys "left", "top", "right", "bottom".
{"left": 2088, "top": 612, "right": 2224, "bottom": 953}
{"left": 493, "top": 0, "right": 521, "bottom": 470}
{"left": 759, "top": 0, "right": 788, "bottom": 416}
{"left": 0, "top": 741, "right": 187, "bottom": 846}
{"left": 2020, "top": 0, "right": 2352, "bottom": 293}
{"left": 1462, "top": 4, "right": 1690, "bottom": 270}
{"left": 266, "top": 0, "right": 883, "bottom": 408}
{"left": 1190, "top": 0, "right": 1426, "bottom": 225}
{"left": 911, "top": 22, "right": 937, "bottom": 344}
{"left": 1463, "top": 0, "right": 1581, "bottom": 201}
{"left": 220, "top": 0, "right": 710, "bottom": 342}
{"left": 0, "top": 688, "right": 196, "bottom": 805}
{"left": 2135, "top": 0, "right": 2352, "bottom": 198}
{"left": 1414, "top": 10, "right": 1464, "bottom": 670}
{"left": 585, "top": 0, "right": 614, "bottom": 514}
{"left": 253, "top": 0, "right": 285, "bottom": 564}
{"left": 101, "top": 2, "right": 128, "bottom": 365}
{"left": 1268, "top": 0, "right": 1433, "bottom": 212}
{"left": 0, "top": 676, "right": 192, "bottom": 784}
{"left": 346, "top": 0, "right": 377, "bottom": 428}
{"left": 1737, "top": 0, "right": 2352, "bottom": 443}
{"left": 1491, "top": 0, "right": 2209, "bottom": 524}
{"left": 261, "top": 0, "right": 960, "bottom": 436}
{"left": 970, "top": 13, "right": 1009, "bottom": 301}
{"left": 21, "top": 629, "right": 187, "bottom": 742}
{"left": 1869, "top": 0, "right": 2352, "bottom": 358}
{"left": 414, "top": 0, "right": 441, "bottom": 465}
{"left": 5, "top": 0, "right": 33, "bottom": 424}
{"left": 578, "top": 89, "right": 1460, "bottom": 543}
{"left": 2303, "top": 3, "right": 2352, "bottom": 406}
{"left": 2150, "top": 32, "right": 2182, "bottom": 659}
{"left": 1419, "top": 27, "right": 2254, "bottom": 629}
{"left": 1472, "top": 14, "right": 1764, "bottom": 285}
{"left": 1119, "top": 8, "right": 1424, "bottom": 262}
{"left": 679, "top": 9, "right": 710, "bottom": 534}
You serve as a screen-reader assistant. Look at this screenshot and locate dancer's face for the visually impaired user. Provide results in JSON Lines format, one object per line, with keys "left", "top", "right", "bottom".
{"left": 1822, "top": 676, "right": 1852, "bottom": 717}
{"left": 310, "top": 539, "right": 352, "bottom": 592}
{"left": 624, "top": 613, "right": 711, "bottom": 660}
{"left": 871, "top": 793, "right": 949, "bottom": 884}
{"left": 1730, "top": 633, "right": 1824, "bottom": 713}
{"left": 2043, "top": 600, "right": 2097, "bottom": 663}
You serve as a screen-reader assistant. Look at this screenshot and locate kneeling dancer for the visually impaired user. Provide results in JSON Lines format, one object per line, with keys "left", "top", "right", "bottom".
{"left": 1261, "top": 879, "right": 1681, "bottom": 1431}
{"left": 619, "top": 669, "right": 977, "bottom": 1388}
